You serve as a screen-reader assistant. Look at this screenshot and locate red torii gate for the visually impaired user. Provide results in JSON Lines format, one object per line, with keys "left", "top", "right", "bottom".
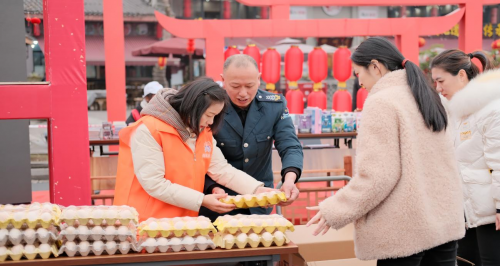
{"left": 156, "top": 0, "right": 499, "bottom": 80}
{"left": 0, "top": 0, "right": 90, "bottom": 205}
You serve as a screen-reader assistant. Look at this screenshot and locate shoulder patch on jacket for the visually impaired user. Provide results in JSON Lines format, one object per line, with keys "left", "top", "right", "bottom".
{"left": 256, "top": 91, "right": 284, "bottom": 103}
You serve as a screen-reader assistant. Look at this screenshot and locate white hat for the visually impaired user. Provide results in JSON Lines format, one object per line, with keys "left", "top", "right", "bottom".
{"left": 143, "top": 81, "right": 163, "bottom": 97}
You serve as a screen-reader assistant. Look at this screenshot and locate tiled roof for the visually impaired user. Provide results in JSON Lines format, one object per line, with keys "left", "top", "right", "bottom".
{"left": 24, "top": 0, "right": 164, "bottom": 17}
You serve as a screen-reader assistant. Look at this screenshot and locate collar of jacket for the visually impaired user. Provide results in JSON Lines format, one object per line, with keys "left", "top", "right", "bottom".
{"left": 448, "top": 69, "right": 500, "bottom": 118}
{"left": 369, "top": 69, "right": 408, "bottom": 96}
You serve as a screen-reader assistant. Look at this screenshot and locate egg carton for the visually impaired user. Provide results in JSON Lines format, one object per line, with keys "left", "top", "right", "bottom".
{"left": 58, "top": 224, "right": 137, "bottom": 242}
{"left": 58, "top": 240, "right": 139, "bottom": 257}
{"left": 219, "top": 191, "right": 287, "bottom": 208}
{"left": 60, "top": 205, "right": 139, "bottom": 227}
{"left": 138, "top": 217, "right": 215, "bottom": 238}
{"left": 213, "top": 231, "right": 290, "bottom": 249}
{"left": 0, "top": 243, "right": 59, "bottom": 262}
{"left": 0, "top": 227, "right": 58, "bottom": 246}
{"left": 213, "top": 214, "right": 295, "bottom": 234}
{"left": 0, "top": 203, "right": 62, "bottom": 229}
{"left": 139, "top": 236, "right": 215, "bottom": 253}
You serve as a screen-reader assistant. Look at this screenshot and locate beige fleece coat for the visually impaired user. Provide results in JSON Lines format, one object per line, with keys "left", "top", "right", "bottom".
{"left": 319, "top": 70, "right": 465, "bottom": 260}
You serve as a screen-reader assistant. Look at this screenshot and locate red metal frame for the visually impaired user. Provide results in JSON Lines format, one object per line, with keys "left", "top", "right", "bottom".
{"left": 0, "top": 0, "right": 90, "bottom": 205}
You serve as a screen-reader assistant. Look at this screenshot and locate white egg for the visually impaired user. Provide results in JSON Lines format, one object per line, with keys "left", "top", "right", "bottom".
{"left": 234, "top": 214, "right": 245, "bottom": 219}
{"left": 172, "top": 217, "right": 182, "bottom": 224}
{"left": 0, "top": 247, "right": 6, "bottom": 256}
{"left": 65, "top": 226, "right": 77, "bottom": 234}
{"left": 3, "top": 205, "right": 14, "bottom": 210}
{"left": 106, "top": 241, "right": 117, "bottom": 249}
{"left": 105, "top": 226, "right": 116, "bottom": 235}
{"left": 29, "top": 203, "right": 40, "bottom": 210}
{"left": 169, "top": 237, "right": 181, "bottom": 245}
{"left": 174, "top": 221, "right": 184, "bottom": 230}
{"left": 262, "top": 232, "right": 273, "bottom": 241}
{"left": 26, "top": 211, "right": 39, "bottom": 222}
{"left": 274, "top": 231, "right": 285, "bottom": 241}
{"left": 24, "top": 228, "right": 36, "bottom": 239}
{"left": 117, "top": 226, "right": 129, "bottom": 235}
{"left": 148, "top": 221, "right": 159, "bottom": 230}
{"left": 104, "top": 210, "right": 118, "bottom": 219}
{"left": 182, "top": 216, "right": 195, "bottom": 221}
{"left": 63, "top": 209, "right": 76, "bottom": 219}
{"left": 39, "top": 243, "right": 51, "bottom": 253}
{"left": 119, "top": 210, "right": 133, "bottom": 219}
{"left": 41, "top": 203, "right": 53, "bottom": 211}
{"left": 223, "top": 234, "right": 235, "bottom": 242}
{"left": 93, "top": 240, "right": 104, "bottom": 251}
{"left": 241, "top": 219, "right": 252, "bottom": 226}
{"left": 0, "top": 229, "right": 8, "bottom": 240}
{"left": 40, "top": 212, "right": 52, "bottom": 222}
{"left": 0, "top": 211, "right": 9, "bottom": 222}
{"left": 195, "top": 236, "right": 207, "bottom": 244}
{"left": 156, "top": 237, "right": 168, "bottom": 246}
{"left": 198, "top": 220, "right": 209, "bottom": 229}
{"left": 236, "top": 233, "right": 248, "bottom": 243}
{"left": 263, "top": 219, "right": 274, "bottom": 226}
{"left": 91, "top": 226, "right": 103, "bottom": 235}
{"left": 234, "top": 195, "right": 243, "bottom": 202}
{"left": 92, "top": 209, "right": 104, "bottom": 219}
{"left": 159, "top": 222, "right": 171, "bottom": 230}
{"left": 11, "top": 244, "right": 23, "bottom": 254}
{"left": 243, "top": 194, "right": 253, "bottom": 201}
{"left": 254, "top": 219, "right": 263, "bottom": 226}
{"left": 77, "top": 208, "right": 90, "bottom": 218}
{"left": 78, "top": 225, "right": 90, "bottom": 235}
{"left": 24, "top": 244, "right": 36, "bottom": 254}
{"left": 182, "top": 236, "right": 194, "bottom": 245}
{"left": 79, "top": 241, "right": 91, "bottom": 252}
{"left": 279, "top": 219, "right": 288, "bottom": 226}
{"left": 13, "top": 211, "right": 26, "bottom": 222}
{"left": 248, "top": 233, "right": 260, "bottom": 242}
{"left": 9, "top": 228, "right": 21, "bottom": 239}
{"left": 228, "top": 219, "right": 239, "bottom": 227}
{"left": 144, "top": 238, "right": 157, "bottom": 246}
{"left": 66, "top": 241, "right": 77, "bottom": 251}
{"left": 119, "top": 241, "right": 130, "bottom": 251}
{"left": 256, "top": 193, "right": 266, "bottom": 200}
{"left": 36, "top": 228, "right": 48, "bottom": 238}
{"left": 186, "top": 221, "right": 197, "bottom": 230}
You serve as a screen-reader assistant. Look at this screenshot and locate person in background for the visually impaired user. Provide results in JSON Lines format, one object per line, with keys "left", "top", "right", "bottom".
{"left": 306, "top": 37, "right": 465, "bottom": 266}
{"left": 126, "top": 81, "right": 163, "bottom": 125}
{"left": 431, "top": 50, "right": 500, "bottom": 266}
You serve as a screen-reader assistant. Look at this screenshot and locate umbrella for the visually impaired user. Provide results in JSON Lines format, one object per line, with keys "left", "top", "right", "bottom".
{"left": 275, "top": 38, "right": 303, "bottom": 45}
{"left": 132, "top": 37, "right": 205, "bottom": 59}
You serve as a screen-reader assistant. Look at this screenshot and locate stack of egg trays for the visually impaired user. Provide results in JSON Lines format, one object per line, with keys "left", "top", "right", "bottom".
{"left": 138, "top": 217, "right": 216, "bottom": 253}
{"left": 0, "top": 203, "right": 61, "bottom": 261}
{"left": 58, "top": 205, "right": 140, "bottom": 257}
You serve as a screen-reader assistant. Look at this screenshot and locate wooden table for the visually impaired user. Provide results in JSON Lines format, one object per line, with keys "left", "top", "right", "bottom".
{"left": 3, "top": 243, "right": 298, "bottom": 266}
{"left": 89, "top": 139, "right": 120, "bottom": 156}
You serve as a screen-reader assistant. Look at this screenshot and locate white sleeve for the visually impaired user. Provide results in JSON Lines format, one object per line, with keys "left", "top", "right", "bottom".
{"left": 207, "top": 138, "right": 263, "bottom": 195}
{"left": 483, "top": 111, "right": 500, "bottom": 209}
{"left": 130, "top": 124, "right": 204, "bottom": 212}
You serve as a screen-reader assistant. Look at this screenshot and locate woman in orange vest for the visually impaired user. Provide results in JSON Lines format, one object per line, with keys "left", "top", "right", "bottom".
{"left": 114, "top": 77, "right": 271, "bottom": 221}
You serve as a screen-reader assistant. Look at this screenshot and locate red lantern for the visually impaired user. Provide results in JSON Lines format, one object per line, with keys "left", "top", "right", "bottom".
{"left": 332, "top": 46, "right": 352, "bottom": 111}
{"left": 419, "top": 37, "right": 426, "bottom": 48}
{"left": 492, "top": 39, "right": 500, "bottom": 50}
{"left": 243, "top": 44, "right": 261, "bottom": 70}
{"left": 333, "top": 89, "right": 352, "bottom": 112}
{"left": 158, "top": 57, "right": 167, "bottom": 69}
{"left": 308, "top": 90, "right": 327, "bottom": 110}
{"left": 31, "top": 17, "right": 41, "bottom": 24}
{"left": 285, "top": 45, "right": 303, "bottom": 88}
{"left": 286, "top": 89, "right": 304, "bottom": 114}
{"left": 309, "top": 47, "right": 328, "bottom": 91}
{"left": 26, "top": 17, "right": 32, "bottom": 24}
{"left": 356, "top": 87, "right": 368, "bottom": 110}
{"left": 224, "top": 46, "right": 240, "bottom": 60}
{"left": 33, "top": 24, "right": 41, "bottom": 37}
{"left": 261, "top": 48, "right": 281, "bottom": 91}
{"left": 187, "top": 39, "right": 195, "bottom": 54}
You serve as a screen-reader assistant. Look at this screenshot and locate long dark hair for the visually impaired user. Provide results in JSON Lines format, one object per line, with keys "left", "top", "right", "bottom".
{"left": 430, "top": 49, "right": 493, "bottom": 81}
{"left": 169, "top": 77, "right": 229, "bottom": 136}
{"left": 351, "top": 37, "right": 447, "bottom": 132}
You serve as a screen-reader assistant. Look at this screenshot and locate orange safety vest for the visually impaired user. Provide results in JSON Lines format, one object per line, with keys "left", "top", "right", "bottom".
{"left": 114, "top": 115, "right": 213, "bottom": 221}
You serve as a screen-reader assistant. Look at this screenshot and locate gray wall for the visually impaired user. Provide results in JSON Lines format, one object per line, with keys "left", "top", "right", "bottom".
{"left": 0, "top": 0, "right": 33, "bottom": 204}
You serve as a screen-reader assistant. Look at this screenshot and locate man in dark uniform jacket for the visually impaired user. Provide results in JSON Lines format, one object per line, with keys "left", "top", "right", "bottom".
{"left": 200, "top": 54, "right": 303, "bottom": 220}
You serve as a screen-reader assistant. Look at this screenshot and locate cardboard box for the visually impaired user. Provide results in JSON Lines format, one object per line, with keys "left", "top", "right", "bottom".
{"left": 279, "top": 224, "right": 356, "bottom": 266}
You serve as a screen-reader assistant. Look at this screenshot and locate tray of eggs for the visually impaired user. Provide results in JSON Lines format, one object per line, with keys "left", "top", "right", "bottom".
{"left": 219, "top": 191, "right": 287, "bottom": 208}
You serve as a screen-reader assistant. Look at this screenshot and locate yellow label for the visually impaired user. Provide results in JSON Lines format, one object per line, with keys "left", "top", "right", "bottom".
{"left": 460, "top": 130, "right": 471, "bottom": 141}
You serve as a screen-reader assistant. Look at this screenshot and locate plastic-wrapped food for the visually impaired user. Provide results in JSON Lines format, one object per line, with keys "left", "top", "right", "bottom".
{"left": 60, "top": 205, "right": 139, "bottom": 227}
{"left": 0, "top": 243, "right": 59, "bottom": 262}
{"left": 0, "top": 227, "right": 58, "bottom": 246}
{"left": 58, "top": 240, "right": 139, "bottom": 257}
{"left": 214, "top": 231, "right": 289, "bottom": 249}
{"left": 139, "top": 235, "right": 215, "bottom": 253}
{"left": 213, "top": 214, "right": 294, "bottom": 234}
{"left": 58, "top": 224, "right": 136, "bottom": 242}
{"left": 0, "top": 203, "right": 61, "bottom": 229}
{"left": 138, "top": 217, "right": 215, "bottom": 238}
{"left": 219, "top": 192, "right": 287, "bottom": 208}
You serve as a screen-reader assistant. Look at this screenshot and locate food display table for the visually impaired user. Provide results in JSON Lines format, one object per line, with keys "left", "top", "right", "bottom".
{"left": 2, "top": 243, "right": 298, "bottom": 266}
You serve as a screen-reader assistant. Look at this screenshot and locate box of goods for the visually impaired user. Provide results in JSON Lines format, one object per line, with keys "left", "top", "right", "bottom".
{"left": 304, "top": 107, "right": 322, "bottom": 134}
{"left": 343, "top": 113, "right": 355, "bottom": 132}
{"left": 219, "top": 191, "right": 287, "bottom": 209}
{"left": 321, "top": 111, "right": 333, "bottom": 133}
{"left": 332, "top": 113, "right": 345, "bottom": 133}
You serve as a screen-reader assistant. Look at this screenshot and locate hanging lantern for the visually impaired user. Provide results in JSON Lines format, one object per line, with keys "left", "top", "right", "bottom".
{"left": 224, "top": 46, "right": 240, "bottom": 60}
{"left": 419, "top": 37, "right": 426, "bottom": 48}
{"left": 158, "top": 57, "right": 167, "bottom": 70}
{"left": 492, "top": 39, "right": 500, "bottom": 50}
{"left": 356, "top": 87, "right": 368, "bottom": 110}
{"left": 243, "top": 44, "right": 261, "bottom": 70}
{"left": 261, "top": 48, "right": 281, "bottom": 92}
{"left": 285, "top": 45, "right": 304, "bottom": 113}
{"left": 31, "top": 18, "right": 41, "bottom": 24}
{"left": 332, "top": 46, "right": 353, "bottom": 112}
{"left": 187, "top": 39, "right": 195, "bottom": 54}
{"left": 308, "top": 47, "right": 328, "bottom": 110}
{"left": 33, "top": 24, "right": 41, "bottom": 37}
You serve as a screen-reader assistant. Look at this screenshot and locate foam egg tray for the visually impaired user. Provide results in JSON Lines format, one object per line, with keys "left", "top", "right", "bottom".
{"left": 213, "top": 231, "right": 290, "bottom": 249}
{"left": 60, "top": 205, "right": 139, "bottom": 227}
{"left": 0, "top": 203, "right": 62, "bottom": 229}
{"left": 0, "top": 227, "right": 58, "bottom": 246}
{"left": 213, "top": 214, "right": 294, "bottom": 234}
{"left": 219, "top": 191, "right": 287, "bottom": 208}
{"left": 0, "top": 243, "right": 59, "bottom": 261}
{"left": 58, "top": 240, "right": 139, "bottom": 257}
{"left": 58, "top": 224, "right": 137, "bottom": 243}
{"left": 139, "top": 236, "right": 215, "bottom": 253}
{"left": 138, "top": 217, "right": 216, "bottom": 238}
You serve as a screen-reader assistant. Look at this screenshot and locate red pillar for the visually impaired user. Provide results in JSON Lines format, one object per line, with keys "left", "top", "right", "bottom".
{"left": 261, "top": 7, "right": 269, "bottom": 19}
{"left": 459, "top": 3, "right": 483, "bottom": 53}
{"left": 103, "top": 0, "right": 127, "bottom": 124}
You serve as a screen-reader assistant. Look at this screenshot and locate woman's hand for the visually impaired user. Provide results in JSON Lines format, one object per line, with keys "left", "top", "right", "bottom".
{"left": 202, "top": 194, "right": 235, "bottom": 213}
{"left": 306, "top": 206, "right": 331, "bottom": 236}
{"left": 212, "top": 187, "right": 226, "bottom": 195}
{"left": 254, "top": 186, "right": 280, "bottom": 194}
{"left": 496, "top": 213, "right": 500, "bottom": 230}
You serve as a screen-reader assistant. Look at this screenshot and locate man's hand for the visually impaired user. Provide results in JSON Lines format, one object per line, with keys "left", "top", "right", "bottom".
{"left": 279, "top": 173, "right": 299, "bottom": 206}
{"left": 254, "top": 186, "right": 279, "bottom": 194}
{"left": 202, "top": 194, "right": 235, "bottom": 213}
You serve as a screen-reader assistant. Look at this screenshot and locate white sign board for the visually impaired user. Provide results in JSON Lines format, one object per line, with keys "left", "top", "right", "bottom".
{"left": 290, "top": 6, "right": 308, "bottom": 20}
{"left": 358, "top": 6, "right": 379, "bottom": 19}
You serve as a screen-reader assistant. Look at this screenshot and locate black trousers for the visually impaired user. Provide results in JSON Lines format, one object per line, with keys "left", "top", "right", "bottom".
{"left": 377, "top": 241, "right": 458, "bottom": 266}
{"left": 457, "top": 223, "right": 500, "bottom": 266}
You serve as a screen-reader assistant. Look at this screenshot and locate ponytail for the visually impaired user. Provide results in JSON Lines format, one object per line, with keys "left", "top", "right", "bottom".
{"left": 431, "top": 49, "right": 494, "bottom": 81}
{"left": 352, "top": 37, "right": 447, "bottom": 132}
